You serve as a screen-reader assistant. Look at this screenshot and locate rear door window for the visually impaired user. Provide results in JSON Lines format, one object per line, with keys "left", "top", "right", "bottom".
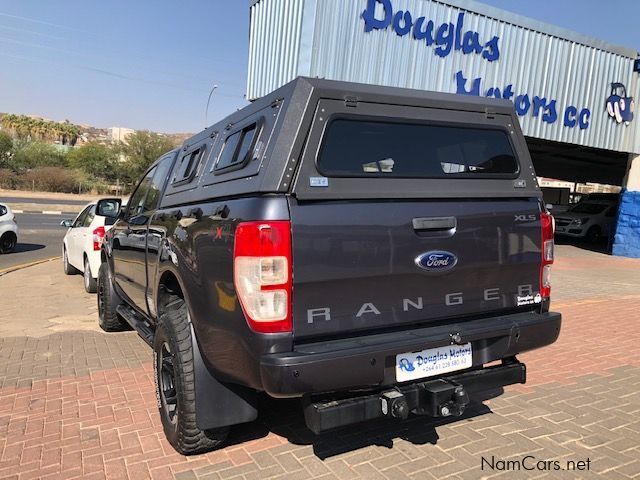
{"left": 82, "top": 205, "right": 96, "bottom": 227}
{"left": 318, "top": 119, "right": 518, "bottom": 178}
{"left": 73, "top": 206, "right": 92, "bottom": 228}
{"left": 127, "top": 169, "right": 155, "bottom": 217}
{"left": 144, "top": 155, "right": 175, "bottom": 212}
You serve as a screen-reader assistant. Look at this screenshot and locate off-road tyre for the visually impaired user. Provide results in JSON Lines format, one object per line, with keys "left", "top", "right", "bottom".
{"left": 154, "top": 299, "right": 229, "bottom": 455}
{"left": 63, "top": 247, "right": 79, "bottom": 274}
{"left": 84, "top": 257, "right": 97, "bottom": 293}
{"left": 97, "top": 263, "right": 127, "bottom": 331}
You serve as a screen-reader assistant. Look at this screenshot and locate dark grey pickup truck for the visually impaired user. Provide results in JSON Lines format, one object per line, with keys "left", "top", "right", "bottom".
{"left": 97, "top": 77, "right": 560, "bottom": 454}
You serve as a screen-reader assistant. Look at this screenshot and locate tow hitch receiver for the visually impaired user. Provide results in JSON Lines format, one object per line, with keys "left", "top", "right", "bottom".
{"left": 303, "top": 360, "right": 525, "bottom": 434}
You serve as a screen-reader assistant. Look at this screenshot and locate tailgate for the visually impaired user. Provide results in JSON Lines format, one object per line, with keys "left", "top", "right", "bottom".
{"left": 290, "top": 199, "right": 542, "bottom": 339}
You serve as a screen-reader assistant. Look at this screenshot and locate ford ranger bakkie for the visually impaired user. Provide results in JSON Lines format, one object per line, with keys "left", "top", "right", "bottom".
{"left": 97, "top": 77, "right": 561, "bottom": 454}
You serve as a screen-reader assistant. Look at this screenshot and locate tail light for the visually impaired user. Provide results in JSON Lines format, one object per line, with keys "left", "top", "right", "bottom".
{"left": 233, "top": 221, "right": 292, "bottom": 333}
{"left": 540, "top": 212, "right": 554, "bottom": 298}
{"left": 93, "top": 226, "right": 106, "bottom": 251}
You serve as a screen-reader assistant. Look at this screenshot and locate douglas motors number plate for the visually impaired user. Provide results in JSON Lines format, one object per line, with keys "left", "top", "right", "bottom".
{"left": 396, "top": 343, "right": 473, "bottom": 382}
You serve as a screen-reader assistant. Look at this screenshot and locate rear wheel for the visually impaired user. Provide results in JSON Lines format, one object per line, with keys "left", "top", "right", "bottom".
{"left": 154, "top": 299, "right": 228, "bottom": 455}
{"left": 0, "top": 232, "right": 16, "bottom": 254}
{"left": 84, "top": 257, "right": 97, "bottom": 293}
{"left": 97, "top": 263, "right": 127, "bottom": 331}
{"left": 63, "top": 247, "right": 80, "bottom": 274}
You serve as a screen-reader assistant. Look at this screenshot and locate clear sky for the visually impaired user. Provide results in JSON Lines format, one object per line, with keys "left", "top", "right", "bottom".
{"left": 0, "top": 0, "right": 638, "bottom": 134}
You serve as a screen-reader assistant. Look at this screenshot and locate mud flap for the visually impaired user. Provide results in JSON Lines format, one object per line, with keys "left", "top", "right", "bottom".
{"left": 190, "top": 325, "right": 258, "bottom": 430}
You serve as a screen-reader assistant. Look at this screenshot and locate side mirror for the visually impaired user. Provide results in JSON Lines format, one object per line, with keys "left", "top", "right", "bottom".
{"left": 60, "top": 219, "right": 73, "bottom": 228}
{"left": 96, "top": 198, "right": 122, "bottom": 219}
{"left": 545, "top": 204, "right": 554, "bottom": 212}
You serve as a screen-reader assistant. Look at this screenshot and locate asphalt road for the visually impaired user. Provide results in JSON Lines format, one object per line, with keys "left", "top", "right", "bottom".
{"left": 0, "top": 212, "right": 71, "bottom": 271}
{"left": 0, "top": 196, "right": 88, "bottom": 206}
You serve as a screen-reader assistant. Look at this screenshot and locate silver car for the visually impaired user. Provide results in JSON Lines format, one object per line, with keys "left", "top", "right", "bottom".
{"left": 0, "top": 203, "right": 18, "bottom": 254}
{"left": 554, "top": 201, "right": 618, "bottom": 243}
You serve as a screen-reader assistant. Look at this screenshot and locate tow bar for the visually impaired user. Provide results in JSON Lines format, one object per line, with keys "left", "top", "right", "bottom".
{"left": 303, "top": 360, "right": 525, "bottom": 434}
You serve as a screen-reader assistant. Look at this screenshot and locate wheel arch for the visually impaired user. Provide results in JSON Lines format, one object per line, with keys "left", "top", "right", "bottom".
{"left": 154, "top": 269, "right": 258, "bottom": 431}
{"left": 157, "top": 269, "right": 189, "bottom": 318}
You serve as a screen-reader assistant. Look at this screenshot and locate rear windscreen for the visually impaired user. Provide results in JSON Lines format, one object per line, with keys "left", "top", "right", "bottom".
{"left": 317, "top": 118, "right": 519, "bottom": 178}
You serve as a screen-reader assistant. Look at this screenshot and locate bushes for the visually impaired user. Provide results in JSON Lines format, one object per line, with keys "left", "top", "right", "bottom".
{"left": 0, "top": 128, "right": 179, "bottom": 194}
{"left": 20, "top": 167, "right": 79, "bottom": 193}
{"left": 0, "top": 168, "right": 18, "bottom": 189}
{"left": 68, "top": 142, "right": 118, "bottom": 181}
{"left": 11, "top": 141, "right": 68, "bottom": 171}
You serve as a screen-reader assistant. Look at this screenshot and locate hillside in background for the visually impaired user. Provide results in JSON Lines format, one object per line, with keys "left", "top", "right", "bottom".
{"left": 0, "top": 112, "right": 193, "bottom": 146}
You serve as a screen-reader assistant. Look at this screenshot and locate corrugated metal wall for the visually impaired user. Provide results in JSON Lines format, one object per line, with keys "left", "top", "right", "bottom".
{"left": 248, "top": 0, "right": 640, "bottom": 154}
{"left": 247, "top": 0, "right": 306, "bottom": 101}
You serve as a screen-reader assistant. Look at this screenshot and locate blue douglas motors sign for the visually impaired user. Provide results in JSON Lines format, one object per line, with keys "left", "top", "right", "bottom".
{"left": 362, "top": 0, "right": 593, "bottom": 130}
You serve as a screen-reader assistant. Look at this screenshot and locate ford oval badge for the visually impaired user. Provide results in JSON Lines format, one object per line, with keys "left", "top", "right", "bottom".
{"left": 415, "top": 251, "right": 458, "bottom": 272}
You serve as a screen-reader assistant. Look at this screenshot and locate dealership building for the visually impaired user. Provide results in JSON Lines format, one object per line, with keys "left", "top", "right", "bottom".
{"left": 247, "top": 0, "right": 640, "bottom": 257}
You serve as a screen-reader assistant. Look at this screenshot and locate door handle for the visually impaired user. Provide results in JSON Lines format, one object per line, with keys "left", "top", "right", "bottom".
{"left": 412, "top": 217, "right": 457, "bottom": 237}
{"left": 412, "top": 217, "right": 457, "bottom": 231}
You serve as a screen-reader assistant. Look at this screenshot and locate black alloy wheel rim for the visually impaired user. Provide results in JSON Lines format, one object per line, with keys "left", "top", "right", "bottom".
{"left": 159, "top": 342, "right": 178, "bottom": 424}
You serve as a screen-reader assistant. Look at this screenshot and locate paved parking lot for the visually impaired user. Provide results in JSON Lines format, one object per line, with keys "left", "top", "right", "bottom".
{"left": 0, "top": 245, "right": 639, "bottom": 479}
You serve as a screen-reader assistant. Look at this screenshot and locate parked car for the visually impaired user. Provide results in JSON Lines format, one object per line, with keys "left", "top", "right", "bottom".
{"left": 0, "top": 203, "right": 18, "bottom": 254}
{"left": 61, "top": 199, "right": 120, "bottom": 292}
{"left": 554, "top": 200, "right": 619, "bottom": 243}
{"left": 97, "top": 77, "right": 561, "bottom": 454}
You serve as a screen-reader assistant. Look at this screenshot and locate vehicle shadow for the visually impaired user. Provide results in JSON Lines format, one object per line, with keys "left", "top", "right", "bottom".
{"left": 225, "top": 388, "right": 503, "bottom": 459}
{"left": 554, "top": 236, "right": 611, "bottom": 255}
{"left": 11, "top": 243, "right": 46, "bottom": 254}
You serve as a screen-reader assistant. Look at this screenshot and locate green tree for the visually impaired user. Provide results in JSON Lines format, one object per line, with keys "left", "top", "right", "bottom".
{"left": 11, "top": 141, "right": 68, "bottom": 172}
{"left": 68, "top": 142, "right": 119, "bottom": 181}
{"left": 0, "top": 131, "right": 12, "bottom": 169}
{"left": 119, "top": 131, "right": 176, "bottom": 183}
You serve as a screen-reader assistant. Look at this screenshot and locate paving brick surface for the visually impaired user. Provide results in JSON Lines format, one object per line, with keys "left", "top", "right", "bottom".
{"left": 0, "top": 245, "right": 639, "bottom": 479}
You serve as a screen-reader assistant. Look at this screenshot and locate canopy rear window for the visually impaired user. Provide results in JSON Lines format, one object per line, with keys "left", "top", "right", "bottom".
{"left": 317, "top": 119, "right": 519, "bottom": 178}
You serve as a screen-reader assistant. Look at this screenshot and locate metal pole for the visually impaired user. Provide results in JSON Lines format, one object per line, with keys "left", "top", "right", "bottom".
{"left": 205, "top": 84, "right": 219, "bottom": 127}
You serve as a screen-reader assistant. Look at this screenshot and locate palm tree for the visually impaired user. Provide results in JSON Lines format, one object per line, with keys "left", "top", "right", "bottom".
{"left": 0, "top": 114, "right": 83, "bottom": 145}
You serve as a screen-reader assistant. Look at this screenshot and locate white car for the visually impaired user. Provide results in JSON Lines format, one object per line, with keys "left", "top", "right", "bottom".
{"left": 61, "top": 199, "right": 120, "bottom": 293}
{"left": 554, "top": 200, "right": 619, "bottom": 243}
{"left": 0, "top": 203, "right": 18, "bottom": 254}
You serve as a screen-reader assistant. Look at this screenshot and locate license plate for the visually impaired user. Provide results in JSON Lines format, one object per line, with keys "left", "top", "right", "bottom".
{"left": 396, "top": 343, "right": 472, "bottom": 382}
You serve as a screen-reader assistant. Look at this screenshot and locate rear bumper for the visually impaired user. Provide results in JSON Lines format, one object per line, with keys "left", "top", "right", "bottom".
{"left": 87, "top": 250, "right": 102, "bottom": 279}
{"left": 260, "top": 311, "right": 561, "bottom": 397}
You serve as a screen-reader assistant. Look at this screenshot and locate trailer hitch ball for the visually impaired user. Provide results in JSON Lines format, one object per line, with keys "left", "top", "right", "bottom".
{"left": 440, "top": 385, "right": 470, "bottom": 417}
